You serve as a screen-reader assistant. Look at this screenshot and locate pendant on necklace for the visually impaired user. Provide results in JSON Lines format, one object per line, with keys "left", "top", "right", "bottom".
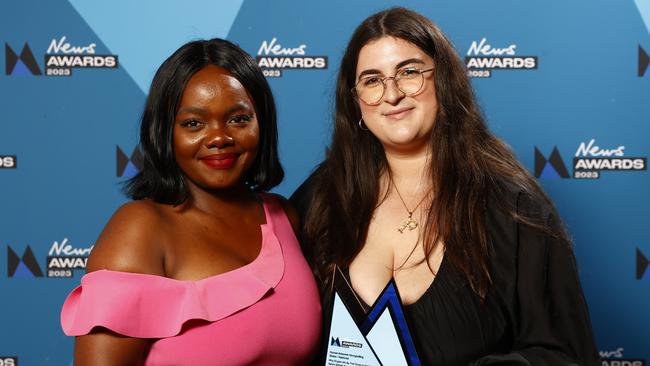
{"left": 398, "top": 213, "right": 419, "bottom": 233}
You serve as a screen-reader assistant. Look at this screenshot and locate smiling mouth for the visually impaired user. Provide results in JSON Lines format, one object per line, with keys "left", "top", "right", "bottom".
{"left": 200, "top": 153, "right": 239, "bottom": 169}
{"left": 383, "top": 107, "right": 414, "bottom": 120}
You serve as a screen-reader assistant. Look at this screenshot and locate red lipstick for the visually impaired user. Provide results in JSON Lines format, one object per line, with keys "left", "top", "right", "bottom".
{"left": 200, "top": 153, "right": 239, "bottom": 169}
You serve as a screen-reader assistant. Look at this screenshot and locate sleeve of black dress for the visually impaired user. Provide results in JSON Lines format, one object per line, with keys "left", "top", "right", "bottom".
{"left": 290, "top": 169, "right": 328, "bottom": 366}
{"left": 470, "top": 199, "right": 601, "bottom": 366}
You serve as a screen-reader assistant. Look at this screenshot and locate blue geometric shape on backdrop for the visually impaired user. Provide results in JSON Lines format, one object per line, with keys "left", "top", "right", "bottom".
{"left": 643, "top": 268, "right": 650, "bottom": 281}
{"left": 11, "top": 60, "right": 32, "bottom": 76}
{"left": 13, "top": 261, "right": 36, "bottom": 278}
{"left": 67, "top": 0, "right": 245, "bottom": 93}
{"left": 540, "top": 163, "right": 562, "bottom": 179}
{"left": 123, "top": 161, "right": 140, "bottom": 179}
{"left": 634, "top": 0, "right": 650, "bottom": 36}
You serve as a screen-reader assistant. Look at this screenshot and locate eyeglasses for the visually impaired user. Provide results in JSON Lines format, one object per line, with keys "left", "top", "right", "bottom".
{"left": 352, "top": 67, "right": 434, "bottom": 105}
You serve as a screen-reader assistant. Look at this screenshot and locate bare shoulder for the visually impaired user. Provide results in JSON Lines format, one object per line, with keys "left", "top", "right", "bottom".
{"left": 86, "top": 200, "right": 168, "bottom": 276}
{"left": 266, "top": 193, "right": 300, "bottom": 233}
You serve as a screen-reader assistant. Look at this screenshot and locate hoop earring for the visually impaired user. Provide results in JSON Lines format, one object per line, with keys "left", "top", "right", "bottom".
{"left": 358, "top": 118, "right": 369, "bottom": 130}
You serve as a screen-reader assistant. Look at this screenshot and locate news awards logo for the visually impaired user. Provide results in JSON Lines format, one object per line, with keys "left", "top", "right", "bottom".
{"left": 0, "top": 155, "right": 16, "bottom": 169}
{"left": 534, "top": 139, "right": 647, "bottom": 180}
{"left": 7, "top": 245, "right": 43, "bottom": 277}
{"left": 573, "top": 139, "right": 647, "bottom": 179}
{"left": 7, "top": 239, "right": 91, "bottom": 278}
{"left": 600, "top": 347, "right": 645, "bottom": 366}
{"left": 0, "top": 356, "right": 18, "bottom": 366}
{"left": 5, "top": 43, "right": 41, "bottom": 75}
{"left": 45, "top": 36, "right": 118, "bottom": 76}
{"left": 46, "top": 238, "right": 92, "bottom": 278}
{"left": 116, "top": 145, "right": 143, "bottom": 178}
{"left": 637, "top": 248, "right": 649, "bottom": 280}
{"left": 256, "top": 37, "right": 327, "bottom": 78}
{"left": 639, "top": 45, "right": 649, "bottom": 77}
{"left": 465, "top": 37, "right": 538, "bottom": 78}
{"left": 5, "top": 36, "right": 118, "bottom": 77}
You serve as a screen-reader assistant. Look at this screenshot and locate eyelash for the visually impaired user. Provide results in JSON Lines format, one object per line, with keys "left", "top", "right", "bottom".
{"left": 229, "top": 114, "right": 252, "bottom": 124}
{"left": 401, "top": 67, "right": 419, "bottom": 75}
{"left": 180, "top": 119, "right": 202, "bottom": 128}
{"left": 179, "top": 114, "right": 252, "bottom": 128}
{"left": 362, "top": 67, "right": 420, "bottom": 83}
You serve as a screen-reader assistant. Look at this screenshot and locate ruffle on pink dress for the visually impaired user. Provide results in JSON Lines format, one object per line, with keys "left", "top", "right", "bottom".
{"left": 60, "top": 194, "right": 321, "bottom": 366}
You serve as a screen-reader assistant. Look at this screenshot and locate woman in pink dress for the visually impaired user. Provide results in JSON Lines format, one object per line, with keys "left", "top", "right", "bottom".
{"left": 60, "top": 38, "right": 321, "bottom": 365}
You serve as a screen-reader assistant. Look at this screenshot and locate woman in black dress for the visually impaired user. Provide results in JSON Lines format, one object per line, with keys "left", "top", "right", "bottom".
{"left": 291, "top": 7, "right": 600, "bottom": 365}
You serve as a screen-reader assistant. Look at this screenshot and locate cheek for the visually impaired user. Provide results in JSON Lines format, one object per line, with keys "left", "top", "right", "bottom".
{"left": 173, "top": 130, "right": 203, "bottom": 158}
{"left": 358, "top": 104, "right": 381, "bottom": 129}
{"left": 237, "top": 125, "right": 260, "bottom": 150}
{"left": 358, "top": 102, "right": 373, "bottom": 117}
{"left": 416, "top": 87, "right": 439, "bottom": 122}
{"left": 239, "top": 130, "right": 260, "bottom": 169}
{"left": 425, "top": 83, "right": 438, "bottom": 109}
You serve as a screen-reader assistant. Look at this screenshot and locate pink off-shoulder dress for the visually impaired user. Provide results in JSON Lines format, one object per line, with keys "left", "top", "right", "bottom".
{"left": 60, "top": 194, "right": 322, "bottom": 365}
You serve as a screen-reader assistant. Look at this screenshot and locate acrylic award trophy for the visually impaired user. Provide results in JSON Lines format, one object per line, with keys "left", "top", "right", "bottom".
{"left": 323, "top": 266, "right": 421, "bottom": 366}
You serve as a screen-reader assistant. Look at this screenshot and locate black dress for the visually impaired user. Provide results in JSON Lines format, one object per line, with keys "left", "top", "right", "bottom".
{"left": 291, "top": 176, "right": 601, "bottom": 366}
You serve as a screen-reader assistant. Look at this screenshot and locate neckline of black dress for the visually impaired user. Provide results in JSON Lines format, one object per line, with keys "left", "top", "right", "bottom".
{"left": 344, "top": 254, "right": 448, "bottom": 311}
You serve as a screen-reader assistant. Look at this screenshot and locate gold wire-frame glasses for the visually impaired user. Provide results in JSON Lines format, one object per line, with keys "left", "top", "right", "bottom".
{"left": 352, "top": 67, "right": 434, "bottom": 105}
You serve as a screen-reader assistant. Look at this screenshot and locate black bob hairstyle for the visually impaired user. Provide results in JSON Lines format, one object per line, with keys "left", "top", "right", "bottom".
{"left": 124, "top": 38, "right": 284, "bottom": 204}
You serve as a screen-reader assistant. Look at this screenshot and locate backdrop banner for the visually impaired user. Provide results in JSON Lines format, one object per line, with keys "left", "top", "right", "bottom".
{"left": 1, "top": 1, "right": 649, "bottom": 364}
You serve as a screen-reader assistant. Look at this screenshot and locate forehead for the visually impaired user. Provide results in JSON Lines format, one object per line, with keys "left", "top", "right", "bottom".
{"left": 180, "top": 65, "right": 252, "bottom": 106}
{"left": 356, "top": 36, "right": 432, "bottom": 76}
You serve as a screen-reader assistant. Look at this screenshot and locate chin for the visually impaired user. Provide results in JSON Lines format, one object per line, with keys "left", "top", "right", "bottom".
{"left": 386, "top": 132, "right": 419, "bottom": 145}
{"left": 381, "top": 134, "right": 430, "bottom": 153}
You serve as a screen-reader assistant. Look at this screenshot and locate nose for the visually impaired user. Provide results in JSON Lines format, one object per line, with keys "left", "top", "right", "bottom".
{"left": 382, "top": 78, "right": 405, "bottom": 105}
{"left": 204, "top": 124, "right": 234, "bottom": 148}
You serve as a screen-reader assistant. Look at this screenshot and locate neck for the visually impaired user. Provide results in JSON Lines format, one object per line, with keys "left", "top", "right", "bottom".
{"left": 182, "top": 181, "right": 257, "bottom": 216}
{"left": 383, "top": 147, "right": 432, "bottom": 193}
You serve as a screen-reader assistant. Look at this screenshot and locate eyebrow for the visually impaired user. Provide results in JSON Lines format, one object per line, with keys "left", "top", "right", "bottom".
{"left": 357, "top": 58, "right": 426, "bottom": 79}
{"left": 223, "top": 102, "right": 254, "bottom": 117}
{"left": 176, "top": 102, "right": 254, "bottom": 117}
{"left": 176, "top": 106, "right": 206, "bottom": 115}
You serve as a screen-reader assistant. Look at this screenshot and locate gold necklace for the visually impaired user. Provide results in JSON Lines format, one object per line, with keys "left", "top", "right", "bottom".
{"left": 392, "top": 180, "right": 431, "bottom": 234}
